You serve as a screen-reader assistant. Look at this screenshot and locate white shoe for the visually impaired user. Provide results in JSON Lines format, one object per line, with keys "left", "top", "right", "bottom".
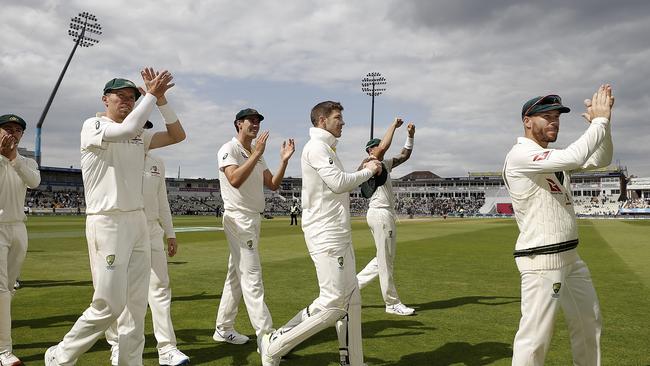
{"left": 44, "top": 346, "right": 58, "bottom": 366}
{"left": 260, "top": 333, "right": 279, "bottom": 366}
{"left": 213, "top": 329, "right": 249, "bottom": 344}
{"left": 0, "top": 351, "right": 23, "bottom": 366}
{"left": 159, "top": 348, "right": 190, "bottom": 366}
{"left": 386, "top": 303, "right": 415, "bottom": 316}
{"left": 109, "top": 345, "right": 118, "bottom": 366}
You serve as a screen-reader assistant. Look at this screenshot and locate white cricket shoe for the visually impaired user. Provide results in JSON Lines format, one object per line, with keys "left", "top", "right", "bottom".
{"left": 213, "top": 329, "right": 249, "bottom": 344}
{"left": 385, "top": 303, "right": 415, "bottom": 316}
{"left": 109, "top": 345, "right": 119, "bottom": 366}
{"left": 159, "top": 348, "right": 190, "bottom": 366}
{"left": 260, "top": 332, "right": 279, "bottom": 366}
{"left": 0, "top": 351, "right": 23, "bottom": 366}
{"left": 44, "top": 346, "right": 58, "bottom": 366}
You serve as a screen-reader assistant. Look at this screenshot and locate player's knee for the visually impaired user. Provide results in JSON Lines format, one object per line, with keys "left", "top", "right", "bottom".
{"left": 90, "top": 298, "right": 124, "bottom": 319}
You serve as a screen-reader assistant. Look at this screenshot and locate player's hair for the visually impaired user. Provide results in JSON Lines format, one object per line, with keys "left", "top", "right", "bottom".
{"left": 234, "top": 120, "right": 240, "bottom": 133}
{"left": 310, "top": 101, "right": 343, "bottom": 126}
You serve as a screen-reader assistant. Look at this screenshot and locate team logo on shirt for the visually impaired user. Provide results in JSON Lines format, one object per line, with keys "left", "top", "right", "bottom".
{"left": 337, "top": 256, "right": 344, "bottom": 268}
{"left": 546, "top": 178, "right": 562, "bottom": 193}
{"left": 552, "top": 282, "right": 561, "bottom": 298}
{"left": 247, "top": 240, "right": 254, "bottom": 249}
{"left": 241, "top": 152, "right": 248, "bottom": 159}
{"left": 388, "top": 230, "right": 393, "bottom": 238}
{"left": 222, "top": 153, "right": 228, "bottom": 160}
{"left": 95, "top": 120, "right": 101, "bottom": 129}
{"left": 329, "top": 157, "right": 333, "bottom": 165}
{"left": 106, "top": 254, "right": 116, "bottom": 270}
{"left": 533, "top": 151, "right": 551, "bottom": 161}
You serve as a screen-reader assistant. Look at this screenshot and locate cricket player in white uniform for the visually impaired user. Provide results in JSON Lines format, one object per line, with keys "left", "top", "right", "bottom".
{"left": 213, "top": 109, "right": 295, "bottom": 355}
{"left": 503, "top": 85, "right": 614, "bottom": 366}
{"left": 0, "top": 114, "right": 40, "bottom": 366}
{"left": 259, "top": 101, "right": 382, "bottom": 366}
{"left": 355, "top": 118, "right": 416, "bottom": 316}
{"left": 105, "top": 148, "right": 189, "bottom": 366}
{"left": 45, "top": 68, "right": 185, "bottom": 366}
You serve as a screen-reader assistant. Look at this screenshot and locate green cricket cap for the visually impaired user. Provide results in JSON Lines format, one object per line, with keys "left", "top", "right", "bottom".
{"left": 235, "top": 108, "right": 264, "bottom": 122}
{"left": 103, "top": 78, "right": 141, "bottom": 100}
{"left": 521, "top": 94, "right": 570, "bottom": 120}
{"left": 365, "top": 138, "right": 381, "bottom": 152}
{"left": 0, "top": 114, "right": 27, "bottom": 130}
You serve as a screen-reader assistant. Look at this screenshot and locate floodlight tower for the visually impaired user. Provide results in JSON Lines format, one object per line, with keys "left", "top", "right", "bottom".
{"left": 361, "top": 72, "right": 387, "bottom": 139}
{"left": 35, "top": 12, "right": 102, "bottom": 166}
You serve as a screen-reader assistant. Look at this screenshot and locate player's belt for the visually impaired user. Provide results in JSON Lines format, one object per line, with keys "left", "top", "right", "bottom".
{"left": 513, "top": 239, "right": 579, "bottom": 257}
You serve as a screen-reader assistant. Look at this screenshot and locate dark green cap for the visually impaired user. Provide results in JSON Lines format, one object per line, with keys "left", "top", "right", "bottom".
{"left": 0, "top": 114, "right": 27, "bottom": 130}
{"left": 521, "top": 94, "right": 570, "bottom": 120}
{"left": 103, "top": 78, "right": 141, "bottom": 100}
{"left": 365, "top": 138, "right": 381, "bottom": 152}
{"left": 235, "top": 108, "right": 264, "bottom": 122}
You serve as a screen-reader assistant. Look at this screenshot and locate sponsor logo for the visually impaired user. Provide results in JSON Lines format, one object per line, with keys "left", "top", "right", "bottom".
{"left": 533, "top": 151, "right": 551, "bottom": 161}
{"left": 552, "top": 282, "right": 561, "bottom": 298}
{"left": 241, "top": 152, "right": 248, "bottom": 159}
{"left": 222, "top": 153, "right": 228, "bottom": 160}
{"left": 337, "top": 256, "right": 344, "bottom": 268}
{"left": 546, "top": 178, "right": 562, "bottom": 193}
{"left": 247, "top": 240, "right": 253, "bottom": 249}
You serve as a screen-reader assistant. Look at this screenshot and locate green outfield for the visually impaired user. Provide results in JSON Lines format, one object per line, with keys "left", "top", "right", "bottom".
{"left": 13, "top": 216, "right": 650, "bottom": 365}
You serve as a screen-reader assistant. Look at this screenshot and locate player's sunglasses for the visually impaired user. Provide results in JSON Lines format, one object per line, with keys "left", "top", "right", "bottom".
{"left": 523, "top": 94, "right": 563, "bottom": 117}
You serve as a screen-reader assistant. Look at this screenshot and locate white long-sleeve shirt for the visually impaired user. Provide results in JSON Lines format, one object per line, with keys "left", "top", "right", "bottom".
{"left": 80, "top": 94, "right": 157, "bottom": 215}
{"left": 503, "top": 117, "right": 613, "bottom": 270}
{"left": 0, "top": 153, "right": 40, "bottom": 223}
{"left": 143, "top": 153, "right": 175, "bottom": 238}
{"left": 301, "top": 127, "right": 374, "bottom": 254}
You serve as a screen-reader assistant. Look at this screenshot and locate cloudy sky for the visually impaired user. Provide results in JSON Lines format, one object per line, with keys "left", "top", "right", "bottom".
{"left": 2, "top": 0, "right": 649, "bottom": 179}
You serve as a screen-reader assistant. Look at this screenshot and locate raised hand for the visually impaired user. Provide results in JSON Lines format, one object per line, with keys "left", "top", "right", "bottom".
{"left": 280, "top": 138, "right": 295, "bottom": 162}
{"left": 582, "top": 84, "right": 613, "bottom": 123}
{"left": 393, "top": 118, "right": 404, "bottom": 128}
{"left": 141, "top": 67, "right": 175, "bottom": 99}
{"left": 407, "top": 123, "right": 415, "bottom": 137}
{"left": 254, "top": 131, "right": 269, "bottom": 156}
{"left": 0, "top": 132, "right": 17, "bottom": 159}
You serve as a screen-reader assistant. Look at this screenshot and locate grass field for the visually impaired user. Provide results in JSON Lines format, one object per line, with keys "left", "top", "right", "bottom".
{"left": 12, "top": 216, "right": 650, "bottom": 365}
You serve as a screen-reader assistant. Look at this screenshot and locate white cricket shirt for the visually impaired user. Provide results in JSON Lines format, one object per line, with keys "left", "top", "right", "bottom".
{"left": 301, "top": 127, "right": 374, "bottom": 254}
{"left": 503, "top": 117, "right": 612, "bottom": 270}
{"left": 218, "top": 137, "right": 268, "bottom": 214}
{"left": 143, "top": 153, "right": 175, "bottom": 238}
{"left": 0, "top": 154, "right": 40, "bottom": 223}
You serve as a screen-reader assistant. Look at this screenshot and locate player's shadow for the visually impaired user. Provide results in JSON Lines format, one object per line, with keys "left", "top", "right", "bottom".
{"left": 172, "top": 291, "right": 220, "bottom": 302}
{"left": 394, "top": 341, "right": 512, "bottom": 365}
{"left": 364, "top": 296, "right": 520, "bottom": 312}
{"left": 17, "top": 279, "right": 93, "bottom": 288}
{"left": 13, "top": 314, "right": 79, "bottom": 329}
{"left": 167, "top": 261, "right": 188, "bottom": 265}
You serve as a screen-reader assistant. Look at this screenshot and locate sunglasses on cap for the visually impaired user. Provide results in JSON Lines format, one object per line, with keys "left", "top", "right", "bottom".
{"left": 523, "top": 95, "right": 563, "bottom": 117}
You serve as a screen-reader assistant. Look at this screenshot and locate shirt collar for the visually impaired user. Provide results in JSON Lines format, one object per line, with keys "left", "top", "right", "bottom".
{"left": 517, "top": 136, "right": 544, "bottom": 148}
{"left": 309, "top": 127, "right": 338, "bottom": 149}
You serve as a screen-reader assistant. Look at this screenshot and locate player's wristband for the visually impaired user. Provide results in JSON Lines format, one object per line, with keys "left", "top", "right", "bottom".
{"left": 158, "top": 103, "right": 179, "bottom": 125}
{"left": 404, "top": 136, "right": 414, "bottom": 150}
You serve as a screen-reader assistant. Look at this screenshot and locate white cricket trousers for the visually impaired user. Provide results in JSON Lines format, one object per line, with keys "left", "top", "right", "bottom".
{"left": 0, "top": 223, "right": 27, "bottom": 354}
{"left": 356, "top": 208, "right": 400, "bottom": 306}
{"left": 512, "top": 259, "right": 601, "bottom": 366}
{"left": 106, "top": 221, "right": 177, "bottom": 354}
{"left": 215, "top": 210, "right": 273, "bottom": 339}
{"left": 269, "top": 244, "right": 364, "bottom": 366}
{"left": 53, "top": 211, "right": 151, "bottom": 366}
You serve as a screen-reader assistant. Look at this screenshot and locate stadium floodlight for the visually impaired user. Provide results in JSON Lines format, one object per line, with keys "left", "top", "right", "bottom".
{"left": 361, "top": 72, "right": 387, "bottom": 139}
{"left": 35, "top": 12, "right": 102, "bottom": 166}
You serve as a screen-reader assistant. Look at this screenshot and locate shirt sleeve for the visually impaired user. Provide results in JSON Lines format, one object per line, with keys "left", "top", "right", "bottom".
{"left": 307, "top": 143, "right": 374, "bottom": 194}
{"left": 80, "top": 118, "right": 108, "bottom": 150}
{"left": 218, "top": 143, "right": 239, "bottom": 171}
{"left": 156, "top": 160, "right": 175, "bottom": 238}
{"left": 578, "top": 120, "right": 613, "bottom": 171}
{"left": 102, "top": 94, "right": 157, "bottom": 142}
{"left": 508, "top": 118, "right": 610, "bottom": 174}
{"left": 9, "top": 154, "right": 41, "bottom": 189}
